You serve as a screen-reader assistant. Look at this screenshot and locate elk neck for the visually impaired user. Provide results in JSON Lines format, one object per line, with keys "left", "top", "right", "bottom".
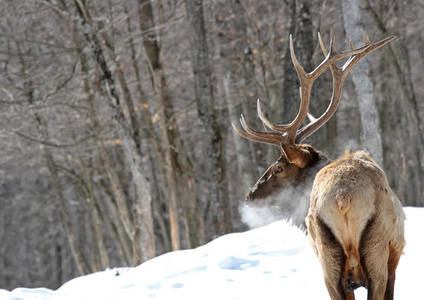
{"left": 245, "top": 144, "right": 331, "bottom": 231}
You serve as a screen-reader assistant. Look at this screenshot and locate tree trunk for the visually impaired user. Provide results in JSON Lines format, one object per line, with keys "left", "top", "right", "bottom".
{"left": 125, "top": 8, "right": 171, "bottom": 252}
{"left": 185, "top": 0, "right": 233, "bottom": 236}
{"left": 74, "top": 0, "right": 155, "bottom": 263}
{"left": 83, "top": 169, "right": 110, "bottom": 270}
{"left": 223, "top": 73, "right": 257, "bottom": 191}
{"left": 138, "top": 0, "right": 205, "bottom": 249}
{"left": 44, "top": 149, "right": 91, "bottom": 275}
{"left": 69, "top": 18, "right": 134, "bottom": 251}
{"left": 341, "top": 0, "right": 384, "bottom": 166}
{"left": 281, "top": 0, "right": 335, "bottom": 152}
{"left": 137, "top": 1, "right": 181, "bottom": 251}
{"left": 282, "top": 1, "right": 314, "bottom": 123}
{"left": 214, "top": 1, "right": 257, "bottom": 192}
{"left": 362, "top": 0, "right": 424, "bottom": 206}
{"left": 15, "top": 35, "right": 91, "bottom": 275}
{"left": 230, "top": 0, "right": 265, "bottom": 174}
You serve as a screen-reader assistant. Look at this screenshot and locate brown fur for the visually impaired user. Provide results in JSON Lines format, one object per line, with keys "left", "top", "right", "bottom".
{"left": 245, "top": 144, "right": 328, "bottom": 229}
{"left": 306, "top": 150, "right": 405, "bottom": 300}
{"left": 246, "top": 144, "right": 327, "bottom": 203}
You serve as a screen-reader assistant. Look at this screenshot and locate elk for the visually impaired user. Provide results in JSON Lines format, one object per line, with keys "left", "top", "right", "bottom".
{"left": 232, "top": 28, "right": 405, "bottom": 300}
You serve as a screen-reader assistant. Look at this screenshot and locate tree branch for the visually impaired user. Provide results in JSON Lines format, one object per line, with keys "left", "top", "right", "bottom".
{"left": 2, "top": 127, "right": 93, "bottom": 148}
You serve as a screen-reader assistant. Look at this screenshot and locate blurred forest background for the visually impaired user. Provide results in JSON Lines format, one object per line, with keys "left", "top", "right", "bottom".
{"left": 0, "top": 0, "right": 423, "bottom": 290}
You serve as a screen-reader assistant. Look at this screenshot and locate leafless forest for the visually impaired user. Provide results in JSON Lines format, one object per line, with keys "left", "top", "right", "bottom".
{"left": 0, "top": 0, "right": 423, "bottom": 290}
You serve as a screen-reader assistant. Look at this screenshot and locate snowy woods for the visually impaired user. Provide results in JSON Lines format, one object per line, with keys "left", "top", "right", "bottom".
{"left": 0, "top": 0, "right": 423, "bottom": 290}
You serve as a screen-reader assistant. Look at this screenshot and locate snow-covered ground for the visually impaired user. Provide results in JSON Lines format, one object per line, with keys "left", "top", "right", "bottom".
{"left": 1, "top": 207, "right": 423, "bottom": 300}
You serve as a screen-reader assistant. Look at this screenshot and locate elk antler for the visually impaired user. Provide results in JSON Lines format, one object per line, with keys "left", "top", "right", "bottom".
{"left": 232, "top": 27, "right": 395, "bottom": 146}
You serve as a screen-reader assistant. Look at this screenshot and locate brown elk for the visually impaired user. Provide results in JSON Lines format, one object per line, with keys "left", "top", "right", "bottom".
{"left": 232, "top": 28, "right": 405, "bottom": 300}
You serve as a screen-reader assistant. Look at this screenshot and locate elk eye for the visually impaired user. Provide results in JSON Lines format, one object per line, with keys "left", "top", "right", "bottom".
{"left": 274, "top": 166, "right": 283, "bottom": 174}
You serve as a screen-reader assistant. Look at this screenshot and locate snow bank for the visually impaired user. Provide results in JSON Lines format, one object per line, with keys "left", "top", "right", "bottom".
{"left": 2, "top": 207, "right": 423, "bottom": 300}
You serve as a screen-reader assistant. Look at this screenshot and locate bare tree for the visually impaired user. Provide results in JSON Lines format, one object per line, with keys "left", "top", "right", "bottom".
{"left": 342, "top": 0, "right": 384, "bottom": 166}
{"left": 185, "top": 0, "right": 233, "bottom": 235}
{"left": 213, "top": 0, "right": 257, "bottom": 192}
{"left": 73, "top": 0, "right": 156, "bottom": 263}
{"left": 362, "top": 0, "right": 424, "bottom": 205}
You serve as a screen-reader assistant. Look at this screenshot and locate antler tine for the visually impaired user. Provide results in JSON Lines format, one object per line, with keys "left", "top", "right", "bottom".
{"left": 365, "top": 34, "right": 370, "bottom": 45}
{"left": 295, "top": 33, "right": 396, "bottom": 143}
{"left": 318, "top": 32, "right": 328, "bottom": 56}
{"left": 257, "top": 99, "right": 292, "bottom": 132}
{"left": 285, "top": 34, "right": 311, "bottom": 144}
{"left": 329, "top": 26, "right": 336, "bottom": 55}
{"left": 294, "top": 30, "right": 342, "bottom": 144}
{"left": 307, "top": 111, "right": 317, "bottom": 122}
{"left": 341, "top": 35, "right": 395, "bottom": 74}
{"left": 231, "top": 115, "right": 283, "bottom": 146}
{"left": 349, "top": 37, "right": 355, "bottom": 50}
{"left": 250, "top": 34, "right": 314, "bottom": 144}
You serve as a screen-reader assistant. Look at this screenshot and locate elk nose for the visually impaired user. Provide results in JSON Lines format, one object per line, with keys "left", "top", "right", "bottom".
{"left": 245, "top": 191, "right": 252, "bottom": 202}
{"left": 245, "top": 191, "right": 257, "bottom": 207}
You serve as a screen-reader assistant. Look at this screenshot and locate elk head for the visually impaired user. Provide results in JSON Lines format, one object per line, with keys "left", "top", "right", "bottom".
{"left": 233, "top": 28, "right": 395, "bottom": 225}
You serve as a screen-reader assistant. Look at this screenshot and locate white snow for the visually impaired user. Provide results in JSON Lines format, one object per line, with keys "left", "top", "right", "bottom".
{"left": 1, "top": 207, "right": 423, "bottom": 300}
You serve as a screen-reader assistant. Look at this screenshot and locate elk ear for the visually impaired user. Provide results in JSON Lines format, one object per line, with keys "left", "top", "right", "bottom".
{"left": 281, "top": 144, "right": 312, "bottom": 169}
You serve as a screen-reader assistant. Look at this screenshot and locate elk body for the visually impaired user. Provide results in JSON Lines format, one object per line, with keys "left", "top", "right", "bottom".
{"left": 233, "top": 28, "right": 405, "bottom": 300}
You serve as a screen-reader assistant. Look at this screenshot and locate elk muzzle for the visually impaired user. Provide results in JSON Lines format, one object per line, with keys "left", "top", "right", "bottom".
{"left": 244, "top": 158, "right": 300, "bottom": 208}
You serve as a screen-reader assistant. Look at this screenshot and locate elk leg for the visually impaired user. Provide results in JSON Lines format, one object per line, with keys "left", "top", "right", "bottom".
{"left": 311, "top": 217, "right": 354, "bottom": 300}
{"left": 360, "top": 217, "right": 390, "bottom": 300}
{"left": 384, "top": 273, "right": 395, "bottom": 300}
{"left": 384, "top": 245, "right": 402, "bottom": 300}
